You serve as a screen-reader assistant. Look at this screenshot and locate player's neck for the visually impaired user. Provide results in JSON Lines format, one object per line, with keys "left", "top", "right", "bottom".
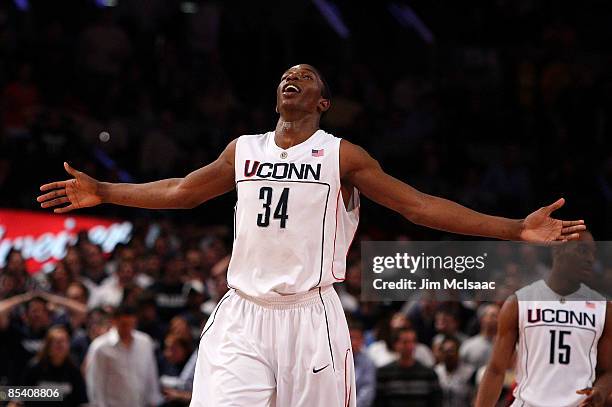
{"left": 275, "top": 115, "right": 320, "bottom": 149}
{"left": 546, "top": 271, "right": 581, "bottom": 296}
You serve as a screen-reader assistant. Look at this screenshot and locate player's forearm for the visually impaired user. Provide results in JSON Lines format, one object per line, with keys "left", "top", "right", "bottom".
{"left": 593, "top": 372, "right": 612, "bottom": 404}
{"left": 405, "top": 194, "right": 523, "bottom": 240}
{"left": 474, "top": 366, "right": 506, "bottom": 407}
{"left": 98, "top": 178, "right": 196, "bottom": 209}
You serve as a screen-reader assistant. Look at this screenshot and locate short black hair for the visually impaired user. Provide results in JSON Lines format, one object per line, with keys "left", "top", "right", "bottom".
{"left": 308, "top": 65, "right": 332, "bottom": 101}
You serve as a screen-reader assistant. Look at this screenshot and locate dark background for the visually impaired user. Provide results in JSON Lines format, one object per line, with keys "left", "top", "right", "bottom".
{"left": 1, "top": 0, "right": 611, "bottom": 238}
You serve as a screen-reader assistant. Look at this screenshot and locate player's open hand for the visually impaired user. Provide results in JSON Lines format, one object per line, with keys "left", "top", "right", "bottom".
{"left": 577, "top": 387, "right": 606, "bottom": 407}
{"left": 37, "top": 162, "right": 103, "bottom": 213}
{"left": 520, "top": 198, "right": 586, "bottom": 243}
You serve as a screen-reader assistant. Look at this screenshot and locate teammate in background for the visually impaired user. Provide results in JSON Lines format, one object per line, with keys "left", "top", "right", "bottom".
{"left": 476, "top": 232, "right": 612, "bottom": 407}
{"left": 38, "top": 64, "right": 586, "bottom": 406}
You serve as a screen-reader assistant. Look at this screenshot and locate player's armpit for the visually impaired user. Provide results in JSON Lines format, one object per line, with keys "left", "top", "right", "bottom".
{"left": 474, "top": 295, "right": 519, "bottom": 407}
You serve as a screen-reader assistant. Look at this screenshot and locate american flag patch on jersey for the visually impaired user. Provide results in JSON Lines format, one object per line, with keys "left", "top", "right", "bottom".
{"left": 312, "top": 149, "right": 324, "bottom": 157}
{"left": 586, "top": 301, "right": 596, "bottom": 309}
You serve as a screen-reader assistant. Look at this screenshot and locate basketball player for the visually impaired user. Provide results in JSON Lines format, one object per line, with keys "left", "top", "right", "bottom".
{"left": 476, "top": 232, "right": 612, "bottom": 407}
{"left": 37, "top": 64, "right": 586, "bottom": 406}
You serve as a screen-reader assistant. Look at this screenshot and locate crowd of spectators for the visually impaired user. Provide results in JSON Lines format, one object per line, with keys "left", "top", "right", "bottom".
{"left": 5, "top": 219, "right": 610, "bottom": 406}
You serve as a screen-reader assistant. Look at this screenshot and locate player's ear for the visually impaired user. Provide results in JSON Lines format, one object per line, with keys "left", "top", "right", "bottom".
{"left": 275, "top": 104, "right": 279, "bottom": 114}
{"left": 318, "top": 98, "right": 331, "bottom": 113}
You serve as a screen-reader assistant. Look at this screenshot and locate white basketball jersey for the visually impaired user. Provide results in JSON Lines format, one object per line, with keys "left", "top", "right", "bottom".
{"left": 227, "top": 130, "right": 360, "bottom": 298}
{"left": 512, "top": 280, "right": 607, "bottom": 407}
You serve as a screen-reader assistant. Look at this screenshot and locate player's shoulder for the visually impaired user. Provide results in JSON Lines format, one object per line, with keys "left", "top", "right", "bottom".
{"left": 237, "top": 132, "right": 270, "bottom": 141}
{"left": 576, "top": 284, "right": 606, "bottom": 301}
{"left": 515, "top": 279, "right": 545, "bottom": 301}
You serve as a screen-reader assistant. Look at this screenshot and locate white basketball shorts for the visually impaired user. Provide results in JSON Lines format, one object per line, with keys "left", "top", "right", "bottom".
{"left": 190, "top": 285, "right": 356, "bottom": 407}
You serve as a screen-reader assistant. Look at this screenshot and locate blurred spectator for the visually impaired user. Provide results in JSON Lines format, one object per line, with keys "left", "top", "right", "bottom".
{"left": 38, "top": 290, "right": 88, "bottom": 336}
{"left": 70, "top": 308, "right": 111, "bottom": 366}
{"left": 136, "top": 292, "right": 166, "bottom": 346}
{"left": 432, "top": 308, "right": 468, "bottom": 361}
{"left": 405, "top": 297, "right": 438, "bottom": 346}
{"left": 151, "top": 256, "right": 189, "bottom": 322}
{"left": 181, "top": 281, "right": 208, "bottom": 340}
{"left": 0, "top": 294, "right": 51, "bottom": 383}
{"left": 80, "top": 244, "right": 108, "bottom": 287}
{"left": 161, "top": 350, "right": 198, "bottom": 406}
{"left": 159, "top": 333, "right": 193, "bottom": 378}
{"left": 337, "top": 259, "right": 362, "bottom": 313}
{"left": 460, "top": 303, "right": 499, "bottom": 370}
{"left": 434, "top": 336, "right": 475, "bottom": 407}
{"left": 375, "top": 327, "right": 441, "bottom": 407}
{"left": 21, "top": 325, "right": 88, "bottom": 407}
{"left": 47, "top": 263, "right": 73, "bottom": 296}
{"left": 367, "top": 312, "right": 435, "bottom": 368}
{"left": 348, "top": 317, "right": 376, "bottom": 407}
{"left": 201, "top": 256, "right": 229, "bottom": 316}
{"left": 1, "top": 250, "right": 35, "bottom": 297}
{"left": 88, "top": 259, "right": 142, "bottom": 309}
{"left": 85, "top": 304, "right": 162, "bottom": 406}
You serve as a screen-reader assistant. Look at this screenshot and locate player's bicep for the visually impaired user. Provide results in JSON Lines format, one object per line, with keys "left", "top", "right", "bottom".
{"left": 487, "top": 296, "right": 519, "bottom": 373}
{"left": 177, "top": 139, "right": 237, "bottom": 207}
{"left": 340, "top": 140, "right": 427, "bottom": 216}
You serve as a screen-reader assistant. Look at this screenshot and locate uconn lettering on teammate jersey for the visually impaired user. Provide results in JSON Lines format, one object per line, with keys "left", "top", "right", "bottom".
{"left": 527, "top": 308, "right": 596, "bottom": 328}
{"left": 244, "top": 160, "right": 322, "bottom": 181}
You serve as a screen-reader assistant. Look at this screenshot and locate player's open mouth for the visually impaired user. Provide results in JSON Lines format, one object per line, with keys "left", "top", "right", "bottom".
{"left": 282, "top": 84, "right": 301, "bottom": 95}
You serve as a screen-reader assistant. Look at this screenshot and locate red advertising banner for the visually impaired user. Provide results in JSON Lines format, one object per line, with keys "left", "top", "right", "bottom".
{"left": 0, "top": 209, "right": 132, "bottom": 273}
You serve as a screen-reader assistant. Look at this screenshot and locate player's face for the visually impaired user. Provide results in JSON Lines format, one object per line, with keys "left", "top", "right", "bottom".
{"left": 276, "top": 64, "right": 329, "bottom": 116}
{"left": 556, "top": 237, "right": 596, "bottom": 282}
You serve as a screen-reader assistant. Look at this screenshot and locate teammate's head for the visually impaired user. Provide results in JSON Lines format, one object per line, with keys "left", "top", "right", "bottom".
{"left": 276, "top": 64, "right": 331, "bottom": 118}
{"left": 551, "top": 231, "right": 595, "bottom": 283}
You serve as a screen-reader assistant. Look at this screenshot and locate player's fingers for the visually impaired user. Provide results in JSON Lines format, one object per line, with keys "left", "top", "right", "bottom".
{"left": 40, "top": 196, "right": 70, "bottom": 208}
{"left": 562, "top": 225, "right": 587, "bottom": 234}
{"left": 53, "top": 204, "right": 75, "bottom": 214}
{"left": 545, "top": 197, "right": 565, "bottom": 214}
{"left": 576, "top": 388, "right": 593, "bottom": 395}
{"left": 36, "top": 189, "right": 67, "bottom": 203}
{"left": 562, "top": 219, "right": 585, "bottom": 227}
{"left": 39, "top": 180, "right": 69, "bottom": 192}
{"left": 558, "top": 233, "right": 580, "bottom": 241}
{"left": 64, "top": 161, "right": 78, "bottom": 176}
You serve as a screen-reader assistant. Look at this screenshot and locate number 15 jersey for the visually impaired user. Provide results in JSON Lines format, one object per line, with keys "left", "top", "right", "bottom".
{"left": 513, "top": 280, "right": 607, "bottom": 407}
{"left": 227, "top": 130, "right": 360, "bottom": 298}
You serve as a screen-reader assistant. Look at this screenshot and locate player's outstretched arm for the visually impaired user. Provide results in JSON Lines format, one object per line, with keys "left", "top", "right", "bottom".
{"left": 474, "top": 296, "right": 518, "bottom": 407}
{"left": 577, "top": 302, "right": 612, "bottom": 407}
{"left": 340, "top": 140, "right": 585, "bottom": 242}
{"left": 37, "top": 140, "right": 237, "bottom": 213}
